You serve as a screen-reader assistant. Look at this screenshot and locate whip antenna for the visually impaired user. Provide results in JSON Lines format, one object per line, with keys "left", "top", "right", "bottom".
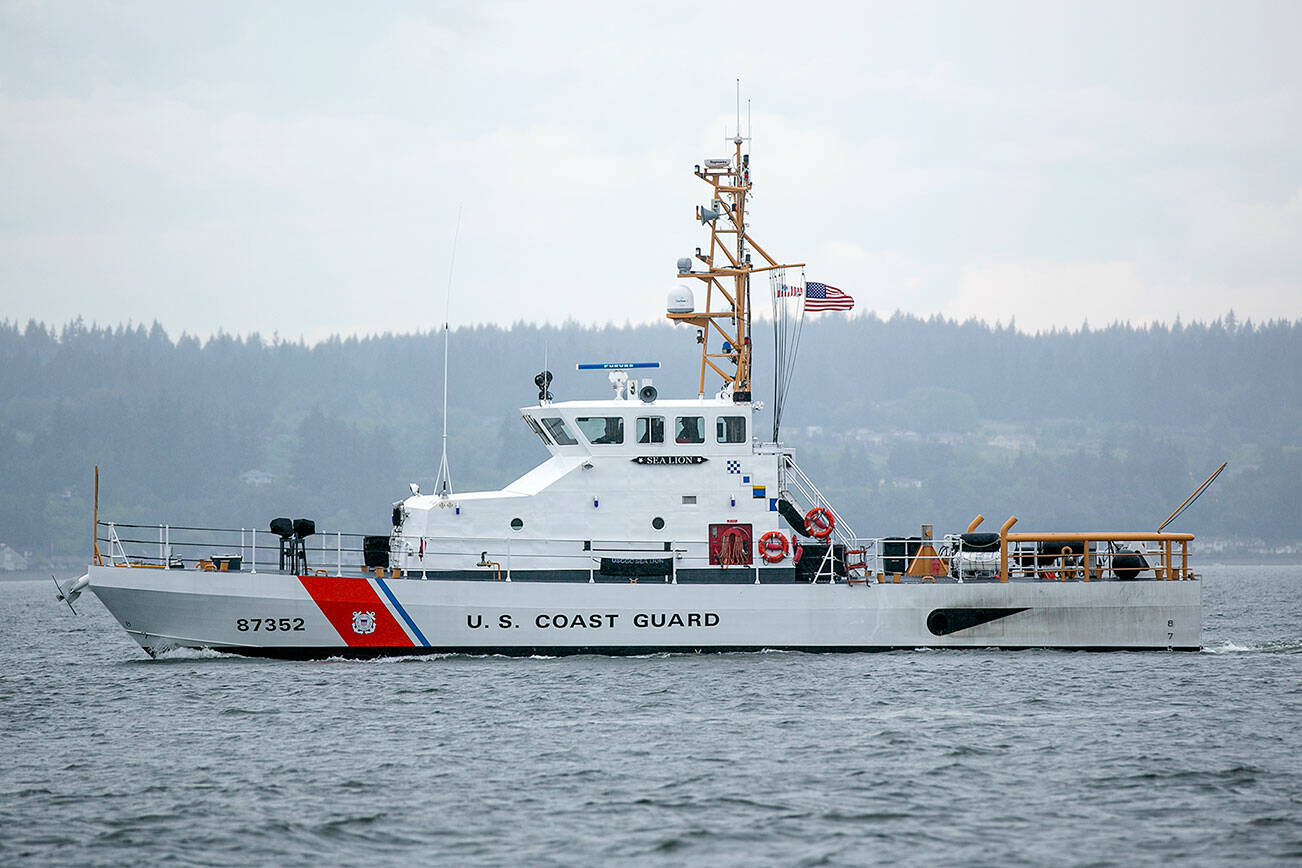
{"left": 1158, "top": 461, "right": 1228, "bottom": 532}
{"left": 735, "top": 78, "right": 741, "bottom": 140}
{"left": 434, "top": 206, "right": 462, "bottom": 499}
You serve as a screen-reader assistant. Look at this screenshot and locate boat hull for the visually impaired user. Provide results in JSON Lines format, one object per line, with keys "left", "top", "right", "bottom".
{"left": 87, "top": 565, "right": 1202, "bottom": 657}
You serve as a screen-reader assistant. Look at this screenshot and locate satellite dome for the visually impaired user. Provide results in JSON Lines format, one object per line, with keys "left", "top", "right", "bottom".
{"left": 667, "top": 284, "right": 695, "bottom": 314}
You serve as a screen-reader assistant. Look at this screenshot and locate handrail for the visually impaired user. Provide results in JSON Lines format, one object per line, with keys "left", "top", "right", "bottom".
{"left": 95, "top": 518, "right": 722, "bottom": 576}
{"left": 999, "top": 522, "right": 1196, "bottom": 583}
{"left": 780, "top": 456, "right": 858, "bottom": 544}
{"left": 94, "top": 517, "right": 1199, "bottom": 584}
{"left": 1005, "top": 532, "right": 1195, "bottom": 542}
{"left": 101, "top": 521, "right": 374, "bottom": 537}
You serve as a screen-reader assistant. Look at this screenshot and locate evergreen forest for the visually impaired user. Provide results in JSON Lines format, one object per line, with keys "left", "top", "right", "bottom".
{"left": 1, "top": 312, "right": 1298, "bottom": 566}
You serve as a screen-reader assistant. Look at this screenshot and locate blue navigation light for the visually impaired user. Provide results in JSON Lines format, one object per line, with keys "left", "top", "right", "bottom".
{"left": 576, "top": 362, "right": 661, "bottom": 370}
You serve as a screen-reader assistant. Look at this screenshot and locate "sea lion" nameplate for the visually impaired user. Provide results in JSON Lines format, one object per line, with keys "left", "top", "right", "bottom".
{"left": 632, "top": 456, "right": 708, "bottom": 465}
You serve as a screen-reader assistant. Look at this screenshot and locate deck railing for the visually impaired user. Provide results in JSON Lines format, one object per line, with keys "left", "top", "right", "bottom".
{"left": 96, "top": 521, "right": 373, "bottom": 576}
{"left": 95, "top": 517, "right": 1197, "bottom": 585}
{"left": 777, "top": 455, "right": 858, "bottom": 542}
{"left": 998, "top": 516, "right": 1196, "bottom": 582}
{"left": 835, "top": 517, "right": 1197, "bottom": 584}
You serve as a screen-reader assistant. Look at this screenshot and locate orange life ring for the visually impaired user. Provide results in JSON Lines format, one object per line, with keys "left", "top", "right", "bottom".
{"left": 759, "top": 531, "right": 789, "bottom": 564}
{"left": 804, "top": 507, "right": 835, "bottom": 540}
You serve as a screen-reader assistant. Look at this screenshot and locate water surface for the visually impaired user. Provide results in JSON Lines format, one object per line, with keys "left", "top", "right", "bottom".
{"left": 2, "top": 566, "right": 1300, "bottom": 866}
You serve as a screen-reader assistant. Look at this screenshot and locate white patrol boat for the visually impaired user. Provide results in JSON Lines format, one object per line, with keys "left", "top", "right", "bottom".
{"left": 62, "top": 117, "right": 1204, "bottom": 657}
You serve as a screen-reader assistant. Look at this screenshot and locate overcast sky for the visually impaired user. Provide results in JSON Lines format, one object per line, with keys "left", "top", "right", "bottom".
{"left": 2, "top": 0, "right": 1299, "bottom": 341}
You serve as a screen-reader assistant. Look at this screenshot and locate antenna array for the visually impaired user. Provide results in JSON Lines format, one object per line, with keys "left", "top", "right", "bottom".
{"left": 666, "top": 82, "right": 801, "bottom": 401}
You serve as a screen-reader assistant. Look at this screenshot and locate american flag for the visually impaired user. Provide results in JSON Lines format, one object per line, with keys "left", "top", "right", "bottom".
{"left": 805, "top": 281, "right": 854, "bottom": 311}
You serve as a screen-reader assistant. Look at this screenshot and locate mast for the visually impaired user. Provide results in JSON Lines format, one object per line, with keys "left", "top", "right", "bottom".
{"left": 668, "top": 97, "right": 802, "bottom": 402}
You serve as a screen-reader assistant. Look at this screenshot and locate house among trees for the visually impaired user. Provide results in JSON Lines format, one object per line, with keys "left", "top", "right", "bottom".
{"left": 0, "top": 543, "right": 29, "bottom": 571}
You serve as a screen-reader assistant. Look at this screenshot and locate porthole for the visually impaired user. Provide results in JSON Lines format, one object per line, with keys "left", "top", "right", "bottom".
{"left": 652, "top": 516, "right": 665, "bottom": 530}
{"left": 510, "top": 518, "right": 524, "bottom": 531}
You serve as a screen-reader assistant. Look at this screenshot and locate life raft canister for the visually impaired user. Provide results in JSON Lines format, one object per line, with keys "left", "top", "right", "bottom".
{"left": 759, "top": 531, "right": 789, "bottom": 563}
{"left": 804, "top": 507, "right": 835, "bottom": 540}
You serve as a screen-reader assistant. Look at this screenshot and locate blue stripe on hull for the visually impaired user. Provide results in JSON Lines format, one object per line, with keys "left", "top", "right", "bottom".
{"left": 374, "top": 576, "right": 431, "bottom": 647}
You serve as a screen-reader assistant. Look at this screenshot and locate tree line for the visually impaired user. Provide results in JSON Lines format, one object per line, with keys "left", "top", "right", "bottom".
{"left": 0, "top": 312, "right": 1297, "bottom": 562}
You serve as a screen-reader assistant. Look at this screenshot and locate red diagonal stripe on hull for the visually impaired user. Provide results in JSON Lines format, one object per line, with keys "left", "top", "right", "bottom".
{"left": 298, "top": 575, "right": 413, "bottom": 647}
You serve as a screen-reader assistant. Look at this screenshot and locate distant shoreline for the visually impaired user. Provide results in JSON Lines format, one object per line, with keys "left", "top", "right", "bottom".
{"left": 1202, "top": 557, "right": 1302, "bottom": 567}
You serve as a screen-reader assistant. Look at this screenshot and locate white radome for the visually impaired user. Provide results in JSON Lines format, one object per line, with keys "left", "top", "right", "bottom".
{"left": 667, "top": 284, "right": 695, "bottom": 314}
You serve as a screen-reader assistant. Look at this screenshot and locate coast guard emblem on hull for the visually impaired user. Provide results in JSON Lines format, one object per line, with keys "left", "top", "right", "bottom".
{"left": 351, "top": 611, "right": 377, "bottom": 635}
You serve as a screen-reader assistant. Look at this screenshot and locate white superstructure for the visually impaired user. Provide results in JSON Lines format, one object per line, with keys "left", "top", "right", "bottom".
{"left": 396, "top": 395, "right": 790, "bottom": 584}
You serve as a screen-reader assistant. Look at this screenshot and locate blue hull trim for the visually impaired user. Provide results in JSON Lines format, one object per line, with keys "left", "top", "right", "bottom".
{"left": 374, "top": 576, "right": 431, "bottom": 647}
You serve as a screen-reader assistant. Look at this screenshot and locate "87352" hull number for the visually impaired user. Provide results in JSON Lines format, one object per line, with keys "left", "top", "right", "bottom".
{"left": 236, "top": 618, "right": 306, "bottom": 632}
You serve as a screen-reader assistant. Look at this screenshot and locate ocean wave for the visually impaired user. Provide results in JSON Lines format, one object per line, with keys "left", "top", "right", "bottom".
{"left": 1202, "top": 639, "right": 1302, "bottom": 654}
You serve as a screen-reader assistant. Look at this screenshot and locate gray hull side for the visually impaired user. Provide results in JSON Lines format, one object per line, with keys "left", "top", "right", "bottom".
{"left": 88, "top": 567, "right": 1202, "bottom": 656}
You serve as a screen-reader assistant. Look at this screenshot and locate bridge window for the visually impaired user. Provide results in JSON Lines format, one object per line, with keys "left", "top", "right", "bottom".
{"left": 675, "top": 416, "right": 705, "bottom": 444}
{"left": 540, "top": 417, "right": 578, "bottom": 446}
{"left": 716, "top": 416, "right": 746, "bottom": 443}
{"left": 523, "top": 415, "right": 551, "bottom": 445}
{"left": 576, "top": 416, "right": 625, "bottom": 445}
{"left": 637, "top": 416, "right": 664, "bottom": 444}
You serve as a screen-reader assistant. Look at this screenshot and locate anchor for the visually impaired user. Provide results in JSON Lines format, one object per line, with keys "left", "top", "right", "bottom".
{"left": 53, "top": 572, "right": 89, "bottom": 615}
